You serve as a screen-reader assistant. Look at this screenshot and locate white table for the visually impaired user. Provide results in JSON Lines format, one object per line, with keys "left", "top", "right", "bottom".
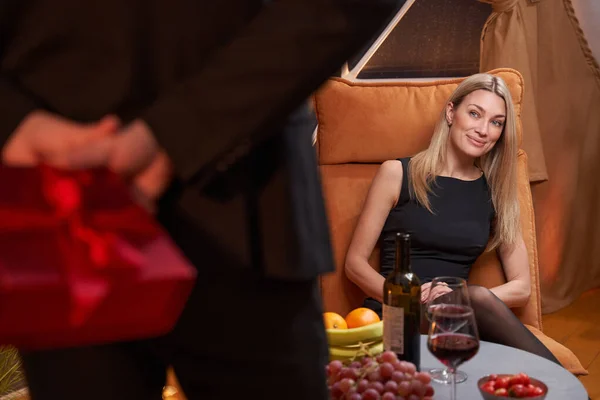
{"left": 419, "top": 335, "right": 588, "bottom": 399}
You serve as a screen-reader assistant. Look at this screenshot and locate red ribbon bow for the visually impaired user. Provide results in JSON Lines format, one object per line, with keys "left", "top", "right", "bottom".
{"left": 0, "top": 165, "right": 159, "bottom": 326}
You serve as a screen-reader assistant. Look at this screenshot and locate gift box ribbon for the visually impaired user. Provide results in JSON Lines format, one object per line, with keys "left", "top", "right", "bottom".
{"left": 0, "top": 166, "right": 159, "bottom": 326}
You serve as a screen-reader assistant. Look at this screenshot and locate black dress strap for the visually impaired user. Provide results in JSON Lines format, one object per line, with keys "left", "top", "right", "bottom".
{"left": 396, "top": 157, "right": 411, "bottom": 207}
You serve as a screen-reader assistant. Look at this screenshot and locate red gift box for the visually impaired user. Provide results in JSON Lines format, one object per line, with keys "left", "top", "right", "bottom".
{"left": 0, "top": 165, "right": 197, "bottom": 351}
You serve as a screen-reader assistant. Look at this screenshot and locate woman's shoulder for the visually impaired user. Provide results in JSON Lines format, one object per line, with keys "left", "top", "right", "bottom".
{"left": 378, "top": 159, "right": 406, "bottom": 179}
{"left": 380, "top": 157, "right": 411, "bottom": 170}
{"left": 373, "top": 160, "right": 405, "bottom": 196}
{"left": 376, "top": 159, "right": 411, "bottom": 207}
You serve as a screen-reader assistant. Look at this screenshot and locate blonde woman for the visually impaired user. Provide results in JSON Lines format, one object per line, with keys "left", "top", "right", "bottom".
{"left": 345, "top": 73, "right": 560, "bottom": 365}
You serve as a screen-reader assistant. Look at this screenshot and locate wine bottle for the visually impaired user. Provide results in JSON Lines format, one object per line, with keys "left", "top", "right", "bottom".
{"left": 383, "top": 232, "right": 421, "bottom": 368}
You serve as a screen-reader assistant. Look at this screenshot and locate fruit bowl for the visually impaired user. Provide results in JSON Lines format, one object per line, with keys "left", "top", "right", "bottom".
{"left": 326, "top": 319, "right": 384, "bottom": 362}
{"left": 478, "top": 373, "right": 548, "bottom": 399}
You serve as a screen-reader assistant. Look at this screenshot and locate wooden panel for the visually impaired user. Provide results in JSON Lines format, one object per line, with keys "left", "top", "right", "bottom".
{"left": 352, "top": 0, "right": 491, "bottom": 79}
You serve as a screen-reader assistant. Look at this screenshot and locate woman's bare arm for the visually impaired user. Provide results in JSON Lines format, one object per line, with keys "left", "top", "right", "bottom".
{"left": 345, "top": 160, "right": 403, "bottom": 303}
{"left": 490, "top": 233, "right": 532, "bottom": 308}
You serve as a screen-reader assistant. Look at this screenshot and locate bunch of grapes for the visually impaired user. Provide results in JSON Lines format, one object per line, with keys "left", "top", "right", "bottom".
{"left": 326, "top": 351, "right": 434, "bottom": 400}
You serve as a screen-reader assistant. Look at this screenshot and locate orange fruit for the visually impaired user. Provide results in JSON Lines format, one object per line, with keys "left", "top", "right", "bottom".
{"left": 323, "top": 312, "right": 348, "bottom": 330}
{"left": 345, "top": 307, "right": 380, "bottom": 328}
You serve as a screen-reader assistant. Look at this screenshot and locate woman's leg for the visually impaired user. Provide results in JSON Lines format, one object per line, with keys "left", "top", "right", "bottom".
{"left": 467, "top": 285, "right": 561, "bottom": 366}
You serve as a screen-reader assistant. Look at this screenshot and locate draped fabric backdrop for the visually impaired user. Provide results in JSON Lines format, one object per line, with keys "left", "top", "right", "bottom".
{"left": 571, "top": 0, "right": 600, "bottom": 61}
{"left": 479, "top": 0, "right": 600, "bottom": 313}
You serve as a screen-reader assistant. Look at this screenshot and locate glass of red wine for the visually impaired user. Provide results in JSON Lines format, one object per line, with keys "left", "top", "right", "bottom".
{"left": 427, "top": 303, "right": 480, "bottom": 400}
{"left": 425, "top": 276, "right": 471, "bottom": 384}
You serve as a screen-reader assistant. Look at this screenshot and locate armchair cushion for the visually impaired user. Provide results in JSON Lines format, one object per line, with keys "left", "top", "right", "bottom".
{"left": 315, "top": 69, "right": 523, "bottom": 166}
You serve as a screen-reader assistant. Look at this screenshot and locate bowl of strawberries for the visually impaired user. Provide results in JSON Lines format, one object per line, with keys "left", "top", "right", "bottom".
{"left": 478, "top": 372, "right": 547, "bottom": 399}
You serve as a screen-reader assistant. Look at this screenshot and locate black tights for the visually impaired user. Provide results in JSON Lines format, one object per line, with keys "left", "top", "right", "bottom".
{"left": 467, "top": 285, "right": 561, "bottom": 366}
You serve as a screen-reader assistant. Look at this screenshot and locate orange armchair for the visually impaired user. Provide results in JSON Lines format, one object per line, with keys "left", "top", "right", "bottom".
{"left": 313, "top": 68, "right": 586, "bottom": 375}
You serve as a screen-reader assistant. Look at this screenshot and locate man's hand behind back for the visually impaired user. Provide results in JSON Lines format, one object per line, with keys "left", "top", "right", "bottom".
{"left": 1, "top": 111, "right": 120, "bottom": 167}
{"left": 1, "top": 112, "right": 171, "bottom": 212}
{"left": 64, "top": 118, "right": 173, "bottom": 207}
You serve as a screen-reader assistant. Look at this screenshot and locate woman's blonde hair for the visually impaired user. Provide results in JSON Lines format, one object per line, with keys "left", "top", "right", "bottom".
{"left": 408, "top": 73, "right": 519, "bottom": 249}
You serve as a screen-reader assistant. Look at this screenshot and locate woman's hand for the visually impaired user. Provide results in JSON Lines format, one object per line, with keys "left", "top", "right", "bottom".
{"left": 420, "top": 281, "right": 453, "bottom": 304}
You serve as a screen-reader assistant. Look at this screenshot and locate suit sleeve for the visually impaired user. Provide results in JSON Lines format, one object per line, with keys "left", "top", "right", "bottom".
{"left": 142, "top": 0, "right": 404, "bottom": 186}
{"left": 0, "top": 1, "right": 38, "bottom": 151}
{"left": 0, "top": 78, "right": 37, "bottom": 151}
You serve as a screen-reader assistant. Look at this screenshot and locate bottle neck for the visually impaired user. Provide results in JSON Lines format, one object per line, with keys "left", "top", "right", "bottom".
{"left": 395, "top": 234, "right": 411, "bottom": 273}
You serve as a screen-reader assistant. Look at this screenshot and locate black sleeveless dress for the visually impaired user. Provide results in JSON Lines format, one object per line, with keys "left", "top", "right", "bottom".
{"left": 363, "top": 157, "right": 496, "bottom": 315}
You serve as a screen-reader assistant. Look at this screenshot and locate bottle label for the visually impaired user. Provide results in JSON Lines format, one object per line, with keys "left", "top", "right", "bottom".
{"left": 383, "top": 304, "right": 404, "bottom": 355}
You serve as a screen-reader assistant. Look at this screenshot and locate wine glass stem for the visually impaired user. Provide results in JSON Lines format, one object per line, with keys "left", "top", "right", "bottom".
{"left": 449, "top": 368, "right": 456, "bottom": 400}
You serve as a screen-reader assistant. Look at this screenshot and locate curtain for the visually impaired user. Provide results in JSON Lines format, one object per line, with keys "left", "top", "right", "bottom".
{"left": 479, "top": 0, "right": 600, "bottom": 313}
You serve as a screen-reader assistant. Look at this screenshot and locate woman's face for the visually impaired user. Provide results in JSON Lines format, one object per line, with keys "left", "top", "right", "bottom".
{"left": 446, "top": 89, "right": 506, "bottom": 159}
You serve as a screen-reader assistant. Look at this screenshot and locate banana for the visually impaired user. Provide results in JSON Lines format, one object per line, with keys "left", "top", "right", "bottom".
{"left": 326, "top": 320, "right": 383, "bottom": 346}
{"left": 329, "top": 340, "right": 384, "bottom": 361}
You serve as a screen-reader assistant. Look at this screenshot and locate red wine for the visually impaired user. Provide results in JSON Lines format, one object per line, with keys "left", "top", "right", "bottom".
{"left": 428, "top": 333, "right": 479, "bottom": 369}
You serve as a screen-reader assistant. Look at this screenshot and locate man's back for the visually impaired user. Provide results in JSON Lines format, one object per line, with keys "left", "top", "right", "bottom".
{"left": 1, "top": 1, "right": 406, "bottom": 398}
{"left": 1, "top": 0, "right": 338, "bottom": 280}
{"left": 1, "top": 0, "right": 262, "bottom": 123}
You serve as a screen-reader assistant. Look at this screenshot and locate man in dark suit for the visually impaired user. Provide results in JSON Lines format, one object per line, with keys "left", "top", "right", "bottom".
{"left": 0, "top": 0, "right": 404, "bottom": 398}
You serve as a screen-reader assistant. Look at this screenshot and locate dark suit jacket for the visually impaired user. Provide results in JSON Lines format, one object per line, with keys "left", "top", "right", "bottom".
{"left": 0, "top": 0, "right": 405, "bottom": 281}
